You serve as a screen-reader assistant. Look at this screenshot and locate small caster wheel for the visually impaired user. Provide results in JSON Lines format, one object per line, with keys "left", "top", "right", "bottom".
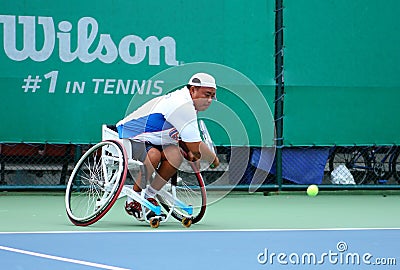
{"left": 182, "top": 217, "right": 192, "bottom": 228}
{"left": 150, "top": 217, "right": 160, "bottom": 228}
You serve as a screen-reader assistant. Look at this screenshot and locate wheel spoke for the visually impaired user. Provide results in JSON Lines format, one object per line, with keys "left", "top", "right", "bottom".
{"left": 65, "top": 140, "right": 127, "bottom": 226}
{"left": 157, "top": 168, "right": 206, "bottom": 224}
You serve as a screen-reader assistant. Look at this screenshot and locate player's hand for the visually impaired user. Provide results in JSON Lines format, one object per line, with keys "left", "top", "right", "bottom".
{"left": 210, "top": 156, "right": 220, "bottom": 169}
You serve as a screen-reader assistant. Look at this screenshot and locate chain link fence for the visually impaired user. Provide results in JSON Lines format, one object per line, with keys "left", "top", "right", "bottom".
{"left": 1, "top": 143, "right": 399, "bottom": 189}
{"left": 247, "top": 145, "right": 400, "bottom": 187}
{"left": 0, "top": 143, "right": 88, "bottom": 187}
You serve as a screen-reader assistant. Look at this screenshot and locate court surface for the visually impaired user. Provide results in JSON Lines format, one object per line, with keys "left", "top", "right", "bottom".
{"left": 1, "top": 190, "right": 400, "bottom": 269}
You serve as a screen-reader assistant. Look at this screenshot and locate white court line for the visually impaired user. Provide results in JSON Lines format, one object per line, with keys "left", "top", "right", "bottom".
{"left": 1, "top": 227, "right": 400, "bottom": 234}
{"left": 0, "top": 245, "right": 131, "bottom": 270}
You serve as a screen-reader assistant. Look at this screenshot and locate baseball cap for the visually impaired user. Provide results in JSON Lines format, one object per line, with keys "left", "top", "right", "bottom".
{"left": 188, "top": 73, "right": 217, "bottom": 89}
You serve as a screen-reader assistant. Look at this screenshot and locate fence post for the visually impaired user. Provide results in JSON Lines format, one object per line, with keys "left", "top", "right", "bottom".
{"left": 274, "top": 0, "right": 284, "bottom": 191}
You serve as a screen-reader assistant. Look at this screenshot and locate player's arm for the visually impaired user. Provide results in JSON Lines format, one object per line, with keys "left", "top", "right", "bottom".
{"left": 166, "top": 101, "right": 219, "bottom": 167}
{"left": 180, "top": 141, "right": 220, "bottom": 168}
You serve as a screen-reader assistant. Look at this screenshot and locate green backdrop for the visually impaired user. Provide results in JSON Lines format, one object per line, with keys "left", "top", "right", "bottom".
{"left": 0, "top": 0, "right": 275, "bottom": 145}
{"left": 284, "top": 0, "right": 400, "bottom": 145}
{"left": 2, "top": 0, "right": 399, "bottom": 147}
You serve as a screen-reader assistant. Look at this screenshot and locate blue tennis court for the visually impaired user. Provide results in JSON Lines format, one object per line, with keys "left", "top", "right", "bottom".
{"left": 1, "top": 191, "right": 400, "bottom": 269}
{"left": 0, "top": 229, "right": 399, "bottom": 269}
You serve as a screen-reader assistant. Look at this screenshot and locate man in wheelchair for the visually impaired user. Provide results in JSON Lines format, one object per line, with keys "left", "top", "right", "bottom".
{"left": 116, "top": 73, "right": 220, "bottom": 220}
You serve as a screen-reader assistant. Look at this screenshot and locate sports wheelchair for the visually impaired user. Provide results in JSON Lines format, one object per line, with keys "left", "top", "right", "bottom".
{"left": 65, "top": 124, "right": 209, "bottom": 228}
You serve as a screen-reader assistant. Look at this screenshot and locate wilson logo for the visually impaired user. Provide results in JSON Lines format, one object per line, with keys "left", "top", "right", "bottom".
{"left": 0, "top": 15, "right": 179, "bottom": 66}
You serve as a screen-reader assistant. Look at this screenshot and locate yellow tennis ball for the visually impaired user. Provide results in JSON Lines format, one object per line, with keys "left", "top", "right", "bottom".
{"left": 307, "top": 185, "right": 319, "bottom": 197}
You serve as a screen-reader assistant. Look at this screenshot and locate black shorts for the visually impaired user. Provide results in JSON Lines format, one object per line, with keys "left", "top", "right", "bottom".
{"left": 130, "top": 140, "right": 163, "bottom": 162}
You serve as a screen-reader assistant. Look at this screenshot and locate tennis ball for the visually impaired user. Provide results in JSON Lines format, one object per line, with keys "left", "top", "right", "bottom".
{"left": 307, "top": 185, "right": 319, "bottom": 197}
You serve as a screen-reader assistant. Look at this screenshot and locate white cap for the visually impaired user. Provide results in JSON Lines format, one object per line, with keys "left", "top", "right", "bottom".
{"left": 188, "top": 73, "right": 216, "bottom": 89}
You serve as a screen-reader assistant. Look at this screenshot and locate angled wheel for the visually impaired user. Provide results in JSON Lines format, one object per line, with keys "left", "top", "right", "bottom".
{"left": 369, "top": 146, "right": 393, "bottom": 181}
{"left": 65, "top": 140, "right": 128, "bottom": 226}
{"left": 391, "top": 148, "right": 400, "bottom": 183}
{"left": 328, "top": 146, "right": 371, "bottom": 184}
{"left": 157, "top": 163, "right": 206, "bottom": 224}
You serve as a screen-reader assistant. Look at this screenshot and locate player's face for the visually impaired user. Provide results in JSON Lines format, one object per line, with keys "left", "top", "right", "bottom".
{"left": 190, "top": 87, "right": 216, "bottom": 111}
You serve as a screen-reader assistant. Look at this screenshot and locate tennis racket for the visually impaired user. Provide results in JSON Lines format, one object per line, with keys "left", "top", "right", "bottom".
{"left": 199, "top": 119, "right": 216, "bottom": 155}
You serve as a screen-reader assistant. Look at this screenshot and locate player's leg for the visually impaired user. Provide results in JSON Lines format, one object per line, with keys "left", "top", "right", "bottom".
{"left": 125, "top": 142, "right": 162, "bottom": 219}
{"left": 132, "top": 147, "right": 161, "bottom": 192}
{"left": 150, "top": 144, "right": 183, "bottom": 191}
{"left": 141, "top": 145, "right": 183, "bottom": 220}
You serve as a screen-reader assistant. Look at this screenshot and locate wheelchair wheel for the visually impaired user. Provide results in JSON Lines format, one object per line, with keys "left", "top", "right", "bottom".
{"left": 65, "top": 140, "right": 127, "bottom": 226}
{"left": 157, "top": 163, "right": 206, "bottom": 224}
{"left": 391, "top": 148, "right": 400, "bottom": 183}
{"left": 328, "top": 146, "right": 370, "bottom": 184}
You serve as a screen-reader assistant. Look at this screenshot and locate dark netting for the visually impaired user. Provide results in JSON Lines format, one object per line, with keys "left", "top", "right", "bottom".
{"left": 0, "top": 143, "right": 93, "bottom": 187}
{"left": 242, "top": 145, "right": 400, "bottom": 187}
{"left": 247, "top": 146, "right": 330, "bottom": 186}
{"left": 1, "top": 143, "right": 399, "bottom": 189}
{"left": 327, "top": 145, "right": 400, "bottom": 185}
{"left": 0, "top": 143, "right": 231, "bottom": 188}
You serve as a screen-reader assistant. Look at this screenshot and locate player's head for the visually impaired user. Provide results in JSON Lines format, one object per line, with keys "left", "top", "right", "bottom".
{"left": 187, "top": 72, "right": 217, "bottom": 111}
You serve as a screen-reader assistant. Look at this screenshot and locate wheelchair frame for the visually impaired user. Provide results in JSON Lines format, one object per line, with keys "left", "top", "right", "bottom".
{"left": 65, "top": 125, "right": 207, "bottom": 228}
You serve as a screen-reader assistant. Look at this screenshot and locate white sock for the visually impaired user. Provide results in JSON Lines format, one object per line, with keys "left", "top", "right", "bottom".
{"left": 144, "top": 185, "right": 158, "bottom": 199}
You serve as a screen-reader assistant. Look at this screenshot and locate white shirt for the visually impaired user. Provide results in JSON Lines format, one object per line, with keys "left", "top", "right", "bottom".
{"left": 116, "top": 87, "right": 201, "bottom": 145}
